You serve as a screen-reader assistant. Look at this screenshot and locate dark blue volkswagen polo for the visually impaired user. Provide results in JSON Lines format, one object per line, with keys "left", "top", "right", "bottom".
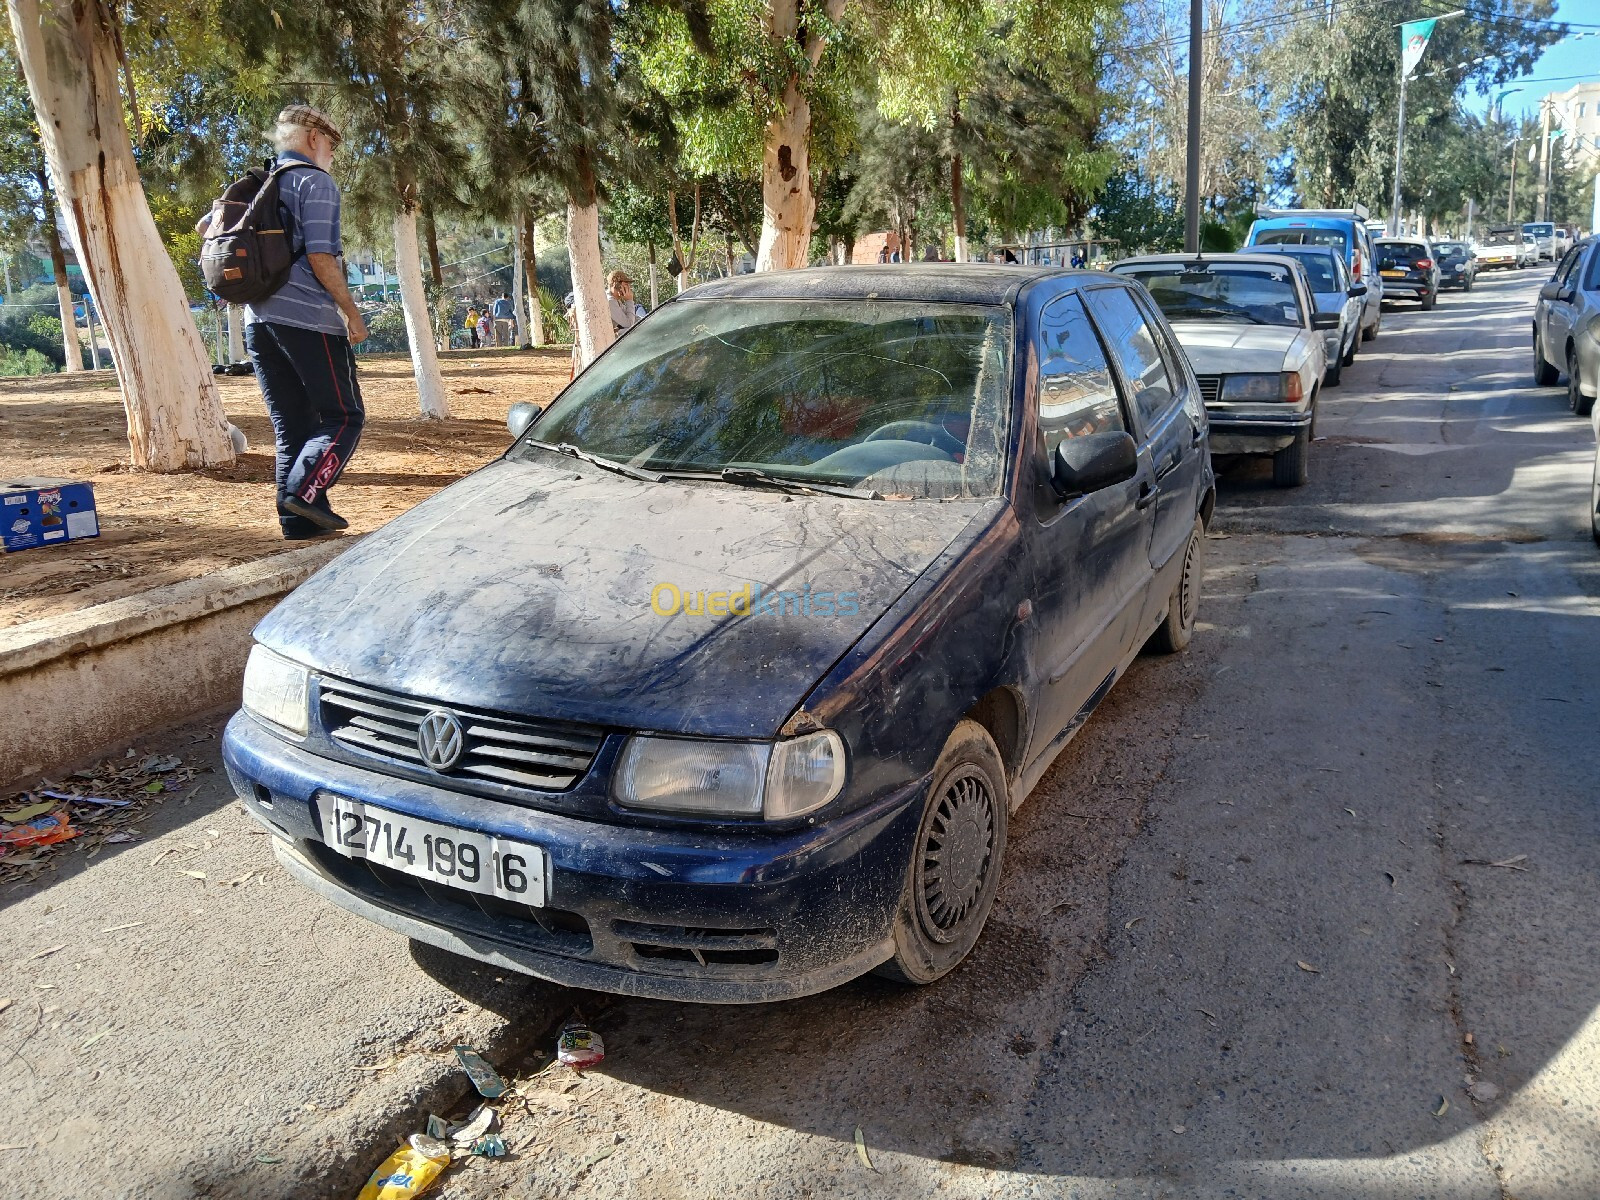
{"left": 223, "top": 266, "right": 1214, "bottom": 1002}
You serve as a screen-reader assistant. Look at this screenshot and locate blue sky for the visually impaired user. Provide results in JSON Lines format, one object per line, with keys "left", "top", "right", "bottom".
{"left": 1457, "top": 0, "right": 1600, "bottom": 123}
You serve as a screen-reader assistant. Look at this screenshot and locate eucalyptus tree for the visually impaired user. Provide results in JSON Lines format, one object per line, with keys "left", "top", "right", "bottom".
{"left": 5, "top": 0, "right": 234, "bottom": 467}
{"left": 224, "top": 0, "right": 471, "bottom": 418}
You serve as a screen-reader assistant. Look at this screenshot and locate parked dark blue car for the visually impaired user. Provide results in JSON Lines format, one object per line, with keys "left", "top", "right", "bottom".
{"left": 222, "top": 265, "right": 1215, "bottom": 1002}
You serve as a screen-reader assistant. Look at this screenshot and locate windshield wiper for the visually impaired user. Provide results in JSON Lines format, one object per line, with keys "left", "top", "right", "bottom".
{"left": 713, "top": 466, "right": 882, "bottom": 501}
{"left": 539, "top": 441, "right": 663, "bottom": 482}
{"left": 1174, "top": 306, "right": 1270, "bottom": 325}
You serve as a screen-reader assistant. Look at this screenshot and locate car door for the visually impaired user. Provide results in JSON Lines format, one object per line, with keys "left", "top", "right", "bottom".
{"left": 1118, "top": 285, "right": 1206, "bottom": 576}
{"left": 1543, "top": 246, "right": 1584, "bottom": 353}
{"left": 1019, "top": 289, "right": 1156, "bottom": 768}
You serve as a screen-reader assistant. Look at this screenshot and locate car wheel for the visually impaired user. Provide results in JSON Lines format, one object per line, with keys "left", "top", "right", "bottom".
{"left": 876, "top": 719, "right": 1008, "bottom": 986}
{"left": 1272, "top": 425, "right": 1310, "bottom": 488}
{"left": 1535, "top": 330, "right": 1561, "bottom": 385}
{"left": 1463, "top": 275, "right": 1474, "bottom": 292}
{"left": 1326, "top": 357, "right": 1342, "bottom": 387}
{"left": 1148, "top": 518, "right": 1205, "bottom": 655}
{"left": 1363, "top": 311, "right": 1380, "bottom": 342}
{"left": 1421, "top": 290, "right": 1436, "bottom": 311}
{"left": 1341, "top": 331, "right": 1358, "bottom": 366}
{"left": 1591, "top": 448, "right": 1600, "bottom": 547}
{"left": 1570, "top": 346, "right": 1595, "bottom": 417}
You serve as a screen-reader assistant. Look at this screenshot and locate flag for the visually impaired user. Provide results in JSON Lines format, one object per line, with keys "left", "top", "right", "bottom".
{"left": 1401, "top": 18, "right": 1438, "bottom": 80}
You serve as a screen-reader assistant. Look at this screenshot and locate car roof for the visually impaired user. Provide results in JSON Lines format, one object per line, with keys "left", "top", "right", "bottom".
{"left": 1253, "top": 214, "right": 1356, "bottom": 227}
{"left": 1115, "top": 252, "right": 1310, "bottom": 271}
{"left": 678, "top": 264, "right": 1116, "bottom": 306}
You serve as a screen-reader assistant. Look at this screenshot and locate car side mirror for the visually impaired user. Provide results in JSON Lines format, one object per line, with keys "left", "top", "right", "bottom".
{"left": 1310, "top": 312, "right": 1341, "bottom": 330}
{"left": 1348, "top": 286, "right": 1367, "bottom": 298}
{"left": 1052, "top": 431, "right": 1138, "bottom": 499}
{"left": 507, "top": 400, "right": 544, "bottom": 438}
{"left": 1538, "top": 282, "right": 1561, "bottom": 301}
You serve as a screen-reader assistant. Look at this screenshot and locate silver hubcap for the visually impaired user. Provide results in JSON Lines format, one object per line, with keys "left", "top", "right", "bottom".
{"left": 1179, "top": 534, "right": 1200, "bottom": 628}
{"left": 917, "top": 768, "right": 996, "bottom": 942}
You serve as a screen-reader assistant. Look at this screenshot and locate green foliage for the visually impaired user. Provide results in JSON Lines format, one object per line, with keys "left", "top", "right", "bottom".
{"left": 1090, "top": 170, "right": 1183, "bottom": 253}
{"left": 26, "top": 312, "right": 62, "bottom": 341}
{"left": 539, "top": 287, "right": 573, "bottom": 343}
{"left": 361, "top": 304, "right": 413, "bottom": 354}
{"left": 0, "top": 345, "right": 54, "bottom": 376}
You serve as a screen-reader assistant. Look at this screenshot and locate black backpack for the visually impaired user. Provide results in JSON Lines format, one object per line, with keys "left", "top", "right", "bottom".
{"left": 200, "top": 162, "right": 321, "bottom": 304}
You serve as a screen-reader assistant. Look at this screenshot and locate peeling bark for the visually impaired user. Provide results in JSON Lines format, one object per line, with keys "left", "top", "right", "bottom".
{"left": 567, "top": 157, "right": 612, "bottom": 368}
{"left": 10, "top": 0, "right": 231, "bottom": 469}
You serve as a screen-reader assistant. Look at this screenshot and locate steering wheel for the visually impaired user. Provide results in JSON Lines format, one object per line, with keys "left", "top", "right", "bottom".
{"left": 864, "top": 419, "right": 965, "bottom": 459}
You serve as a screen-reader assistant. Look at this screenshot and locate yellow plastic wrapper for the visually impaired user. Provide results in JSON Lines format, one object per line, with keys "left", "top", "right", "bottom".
{"left": 357, "top": 1133, "right": 452, "bottom": 1200}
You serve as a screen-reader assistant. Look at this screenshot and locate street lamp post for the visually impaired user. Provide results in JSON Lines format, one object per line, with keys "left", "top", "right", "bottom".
{"left": 1183, "top": 0, "right": 1202, "bottom": 253}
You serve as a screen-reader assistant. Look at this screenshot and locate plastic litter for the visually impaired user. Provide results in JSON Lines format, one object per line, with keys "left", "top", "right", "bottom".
{"left": 0, "top": 811, "right": 78, "bottom": 851}
{"left": 469, "top": 1134, "right": 507, "bottom": 1159}
{"left": 454, "top": 1045, "right": 506, "bottom": 1098}
{"left": 356, "top": 1133, "right": 451, "bottom": 1200}
{"left": 556, "top": 1022, "right": 606, "bottom": 1073}
{"left": 449, "top": 1104, "right": 496, "bottom": 1147}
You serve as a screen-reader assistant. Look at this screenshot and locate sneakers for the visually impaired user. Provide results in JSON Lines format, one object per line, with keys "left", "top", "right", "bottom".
{"left": 281, "top": 495, "right": 349, "bottom": 531}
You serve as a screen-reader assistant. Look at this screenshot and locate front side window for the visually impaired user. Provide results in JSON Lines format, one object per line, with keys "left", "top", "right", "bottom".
{"left": 528, "top": 299, "right": 1013, "bottom": 499}
{"left": 1114, "top": 262, "right": 1305, "bottom": 329}
{"left": 1554, "top": 247, "right": 1582, "bottom": 284}
{"left": 1035, "top": 292, "right": 1126, "bottom": 457}
{"left": 1083, "top": 286, "right": 1176, "bottom": 429}
{"left": 1584, "top": 247, "right": 1600, "bottom": 291}
{"left": 1277, "top": 251, "right": 1338, "bottom": 292}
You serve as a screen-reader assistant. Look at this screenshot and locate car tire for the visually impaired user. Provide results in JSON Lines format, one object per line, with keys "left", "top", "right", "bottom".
{"left": 1272, "top": 425, "right": 1311, "bottom": 488}
{"left": 1535, "top": 330, "right": 1561, "bottom": 385}
{"left": 1363, "top": 312, "right": 1380, "bottom": 342}
{"left": 1341, "top": 335, "right": 1357, "bottom": 367}
{"left": 876, "top": 719, "right": 1008, "bottom": 986}
{"left": 1326, "top": 357, "right": 1342, "bottom": 387}
{"left": 1149, "top": 518, "right": 1205, "bottom": 655}
{"left": 1421, "top": 290, "right": 1436, "bottom": 311}
{"left": 1570, "top": 346, "right": 1595, "bottom": 417}
{"left": 1463, "top": 275, "right": 1474, "bottom": 292}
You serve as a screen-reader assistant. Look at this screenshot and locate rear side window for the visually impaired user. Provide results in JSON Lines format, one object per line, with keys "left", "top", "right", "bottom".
{"left": 1083, "top": 286, "right": 1176, "bottom": 431}
{"left": 1255, "top": 226, "right": 1350, "bottom": 255}
{"left": 1584, "top": 247, "right": 1600, "bottom": 291}
{"left": 1036, "top": 292, "right": 1126, "bottom": 456}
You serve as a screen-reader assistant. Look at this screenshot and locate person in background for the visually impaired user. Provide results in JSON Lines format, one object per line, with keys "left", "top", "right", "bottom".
{"left": 465, "top": 303, "right": 481, "bottom": 349}
{"left": 608, "top": 271, "right": 638, "bottom": 338}
{"left": 205, "top": 105, "right": 366, "bottom": 541}
{"left": 491, "top": 291, "right": 515, "bottom": 348}
{"left": 476, "top": 309, "right": 493, "bottom": 349}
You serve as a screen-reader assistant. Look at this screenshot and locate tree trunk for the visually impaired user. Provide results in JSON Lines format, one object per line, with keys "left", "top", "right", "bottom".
{"left": 37, "top": 177, "right": 81, "bottom": 373}
{"left": 647, "top": 242, "right": 658, "bottom": 309}
{"left": 391, "top": 205, "right": 450, "bottom": 418}
{"left": 521, "top": 208, "right": 545, "bottom": 347}
{"left": 512, "top": 209, "right": 527, "bottom": 348}
{"left": 227, "top": 304, "right": 244, "bottom": 362}
{"left": 11, "top": 0, "right": 231, "bottom": 468}
{"left": 755, "top": 75, "right": 815, "bottom": 271}
{"left": 951, "top": 96, "right": 968, "bottom": 264}
{"left": 567, "top": 159, "right": 612, "bottom": 368}
{"left": 422, "top": 199, "right": 443, "bottom": 288}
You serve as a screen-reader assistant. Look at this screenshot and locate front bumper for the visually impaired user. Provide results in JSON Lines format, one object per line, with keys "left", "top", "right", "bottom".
{"left": 1205, "top": 406, "right": 1312, "bottom": 455}
{"left": 223, "top": 711, "right": 925, "bottom": 1003}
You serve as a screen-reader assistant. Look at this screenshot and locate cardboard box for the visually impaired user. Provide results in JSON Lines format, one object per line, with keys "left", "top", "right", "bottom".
{"left": 2, "top": 478, "right": 99, "bottom": 553}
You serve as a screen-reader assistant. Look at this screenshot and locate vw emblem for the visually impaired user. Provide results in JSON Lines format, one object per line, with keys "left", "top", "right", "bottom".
{"left": 416, "top": 711, "right": 465, "bottom": 772}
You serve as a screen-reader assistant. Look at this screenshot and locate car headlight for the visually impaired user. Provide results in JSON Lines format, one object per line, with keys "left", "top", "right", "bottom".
{"left": 1220, "top": 373, "right": 1284, "bottom": 402}
{"left": 241, "top": 644, "right": 309, "bottom": 735}
{"left": 614, "top": 730, "right": 846, "bottom": 820}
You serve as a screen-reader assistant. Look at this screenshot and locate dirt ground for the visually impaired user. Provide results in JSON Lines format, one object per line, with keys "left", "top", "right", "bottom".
{"left": 0, "top": 349, "right": 571, "bottom": 629}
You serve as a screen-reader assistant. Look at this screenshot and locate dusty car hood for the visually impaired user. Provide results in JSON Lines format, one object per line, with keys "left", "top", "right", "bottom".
{"left": 1167, "top": 322, "right": 1304, "bottom": 374}
{"left": 254, "top": 454, "right": 987, "bottom": 738}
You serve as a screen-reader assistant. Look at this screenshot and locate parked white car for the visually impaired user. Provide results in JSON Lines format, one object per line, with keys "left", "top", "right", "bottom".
{"left": 1111, "top": 253, "right": 1332, "bottom": 487}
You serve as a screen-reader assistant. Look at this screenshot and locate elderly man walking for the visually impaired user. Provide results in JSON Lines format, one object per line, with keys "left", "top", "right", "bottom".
{"left": 235, "top": 106, "right": 368, "bottom": 539}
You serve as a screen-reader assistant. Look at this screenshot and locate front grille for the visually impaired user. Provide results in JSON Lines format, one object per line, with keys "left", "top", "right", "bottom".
{"left": 1195, "top": 375, "right": 1221, "bottom": 404}
{"left": 614, "top": 920, "right": 779, "bottom": 967}
{"left": 318, "top": 676, "right": 604, "bottom": 792}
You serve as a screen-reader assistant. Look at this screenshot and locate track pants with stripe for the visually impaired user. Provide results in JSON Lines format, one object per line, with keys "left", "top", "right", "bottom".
{"left": 245, "top": 321, "right": 365, "bottom": 535}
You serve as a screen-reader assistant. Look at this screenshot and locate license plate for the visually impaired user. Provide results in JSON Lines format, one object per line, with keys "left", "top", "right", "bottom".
{"left": 315, "top": 794, "right": 547, "bottom": 905}
{"left": 1381, "top": 269, "right": 1406, "bottom": 278}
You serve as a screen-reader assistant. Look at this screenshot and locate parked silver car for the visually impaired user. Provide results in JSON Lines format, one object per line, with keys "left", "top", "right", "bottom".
{"left": 1260, "top": 244, "right": 1364, "bottom": 386}
{"left": 1111, "top": 253, "right": 1333, "bottom": 487}
{"left": 1533, "top": 239, "right": 1600, "bottom": 418}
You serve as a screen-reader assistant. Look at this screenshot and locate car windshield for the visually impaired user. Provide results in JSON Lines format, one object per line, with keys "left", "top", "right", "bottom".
{"left": 1114, "top": 263, "right": 1304, "bottom": 327}
{"left": 1271, "top": 251, "right": 1338, "bottom": 291}
{"left": 1436, "top": 242, "right": 1466, "bottom": 256}
{"left": 1254, "top": 226, "right": 1350, "bottom": 255}
{"left": 523, "top": 299, "right": 1014, "bottom": 499}
{"left": 1525, "top": 223, "right": 1554, "bottom": 237}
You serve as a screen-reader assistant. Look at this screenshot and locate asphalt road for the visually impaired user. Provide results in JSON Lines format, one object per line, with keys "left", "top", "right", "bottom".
{"left": 3, "top": 267, "right": 1597, "bottom": 1199}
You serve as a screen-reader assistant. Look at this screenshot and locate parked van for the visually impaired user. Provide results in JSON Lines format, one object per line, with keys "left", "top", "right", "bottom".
{"left": 1245, "top": 207, "right": 1382, "bottom": 345}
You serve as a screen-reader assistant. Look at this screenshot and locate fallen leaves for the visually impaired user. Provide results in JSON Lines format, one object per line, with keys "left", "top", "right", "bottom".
{"left": 80, "top": 1026, "right": 114, "bottom": 1050}
{"left": 854, "top": 1126, "right": 874, "bottom": 1171}
{"left": 1433, "top": 1096, "right": 1450, "bottom": 1118}
{"left": 29, "top": 944, "right": 65, "bottom": 961}
{"left": 1297, "top": 961, "right": 1321, "bottom": 974}
{"left": 1459, "top": 855, "right": 1528, "bottom": 871}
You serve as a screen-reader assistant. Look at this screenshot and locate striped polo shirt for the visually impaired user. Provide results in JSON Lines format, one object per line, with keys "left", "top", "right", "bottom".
{"left": 245, "top": 151, "right": 347, "bottom": 336}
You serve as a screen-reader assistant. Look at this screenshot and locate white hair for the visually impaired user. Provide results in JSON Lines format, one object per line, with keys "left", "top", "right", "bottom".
{"left": 271, "top": 121, "right": 313, "bottom": 152}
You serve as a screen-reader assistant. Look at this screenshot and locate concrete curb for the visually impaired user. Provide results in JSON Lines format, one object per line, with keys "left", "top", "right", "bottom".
{"left": 0, "top": 538, "right": 354, "bottom": 788}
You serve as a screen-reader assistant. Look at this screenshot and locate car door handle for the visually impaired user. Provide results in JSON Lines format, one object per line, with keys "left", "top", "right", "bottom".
{"left": 1136, "top": 482, "right": 1158, "bottom": 510}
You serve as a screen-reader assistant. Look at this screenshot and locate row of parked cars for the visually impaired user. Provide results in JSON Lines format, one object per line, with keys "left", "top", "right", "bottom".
{"left": 222, "top": 210, "right": 1465, "bottom": 1006}
{"left": 1529, "top": 235, "right": 1600, "bottom": 544}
